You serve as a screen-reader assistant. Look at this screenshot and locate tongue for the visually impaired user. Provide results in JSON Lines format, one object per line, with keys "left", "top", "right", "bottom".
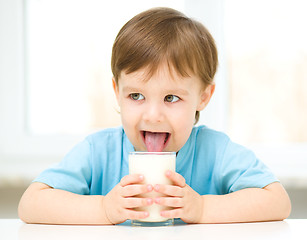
{"left": 144, "top": 132, "right": 167, "bottom": 152}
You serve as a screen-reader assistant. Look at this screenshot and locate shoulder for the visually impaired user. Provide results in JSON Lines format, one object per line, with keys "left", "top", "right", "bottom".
{"left": 87, "top": 126, "right": 124, "bottom": 138}
{"left": 83, "top": 126, "right": 134, "bottom": 158}
{"left": 192, "top": 125, "right": 230, "bottom": 147}
{"left": 191, "top": 125, "right": 254, "bottom": 162}
{"left": 193, "top": 125, "right": 255, "bottom": 158}
{"left": 58, "top": 127, "right": 124, "bottom": 162}
{"left": 179, "top": 125, "right": 232, "bottom": 163}
{"left": 191, "top": 126, "right": 262, "bottom": 163}
{"left": 85, "top": 126, "right": 124, "bottom": 145}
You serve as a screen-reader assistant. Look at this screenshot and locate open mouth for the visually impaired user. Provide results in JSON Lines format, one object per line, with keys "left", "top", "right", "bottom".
{"left": 141, "top": 131, "right": 170, "bottom": 152}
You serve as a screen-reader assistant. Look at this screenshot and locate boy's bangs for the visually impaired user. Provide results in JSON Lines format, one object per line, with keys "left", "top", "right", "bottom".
{"left": 122, "top": 27, "right": 200, "bottom": 82}
{"left": 112, "top": 7, "right": 217, "bottom": 87}
{"left": 123, "top": 48, "right": 195, "bottom": 83}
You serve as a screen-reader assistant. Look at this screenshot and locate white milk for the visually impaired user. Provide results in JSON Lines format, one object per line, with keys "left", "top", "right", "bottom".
{"left": 129, "top": 152, "right": 176, "bottom": 222}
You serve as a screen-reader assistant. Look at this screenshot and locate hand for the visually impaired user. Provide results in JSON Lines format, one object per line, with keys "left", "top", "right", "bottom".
{"left": 153, "top": 170, "right": 204, "bottom": 223}
{"left": 103, "top": 174, "right": 154, "bottom": 224}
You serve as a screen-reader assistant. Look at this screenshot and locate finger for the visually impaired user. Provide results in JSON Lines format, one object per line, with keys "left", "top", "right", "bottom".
{"left": 154, "top": 184, "right": 184, "bottom": 197}
{"left": 125, "top": 209, "right": 149, "bottom": 220}
{"left": 121, "top": 184, "right": 153, "bottom": 197}
{"left": 155, "top": 197, "right": 183, "bottom": 208}
{"left": 120, "top": 174, "right": 144, "bottom": 187}
{"left": 123, "top": 197, "right": 153, "bottom": 208}
{"left": 165, "top": 170, "right": 186, "bottom": 187}
{"left": 160, "top": 208, "right": 182, "bottom": 219}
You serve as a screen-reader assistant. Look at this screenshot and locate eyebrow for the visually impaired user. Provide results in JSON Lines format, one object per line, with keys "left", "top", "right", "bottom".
{"left": 170, "top": 88, "right": 189, "bottom": 96}
{"left": 122, "top": 86, "right": 142, "bottom": 93}
{"left": 122, "top": 86, "right": 189, "bottom": 96}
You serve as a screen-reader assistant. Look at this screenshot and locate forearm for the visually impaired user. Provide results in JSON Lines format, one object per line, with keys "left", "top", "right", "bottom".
{"left": 200, "top": 182, "right": 291, "bottom": 223}
{"left": 18, "top": 183, "right": 111, "bottom": 225}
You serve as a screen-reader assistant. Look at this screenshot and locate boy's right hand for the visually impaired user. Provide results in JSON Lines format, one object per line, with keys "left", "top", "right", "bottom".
{"left": 102, "top": 174, "right": 153, "bottom": 224}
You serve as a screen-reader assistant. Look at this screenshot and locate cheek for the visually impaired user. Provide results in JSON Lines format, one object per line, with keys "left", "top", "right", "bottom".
{"left": 176, "top": 104, "right": 197, "bottom": 125}
{"left": 120, "top": 108, "right": 135, "bottom": 128}
{"left": 170, "top": 107, "right": 196, "bottom": 148}
{"left": 120, "top": 110, "right": 136, "bottom": 142}
{"left": 120, "top": 103, "right": 141, "bottom": 134}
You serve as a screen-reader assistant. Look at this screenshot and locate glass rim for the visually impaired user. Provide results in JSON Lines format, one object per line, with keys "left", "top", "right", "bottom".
{"left": 129, "top": 151, "right": 175, "bottom": 155}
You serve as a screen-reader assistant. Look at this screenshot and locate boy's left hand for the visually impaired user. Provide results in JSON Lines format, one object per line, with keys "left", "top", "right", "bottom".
{"left": 153, "top": 170, "right": 204, "bottom": 223}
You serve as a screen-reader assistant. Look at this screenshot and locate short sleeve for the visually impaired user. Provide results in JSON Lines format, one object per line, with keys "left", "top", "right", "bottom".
{"left": 217, "top": 139, "right": 279, "bottom": 194}
{"left": 33, "top": 139, "right": 92, "bottom": 195}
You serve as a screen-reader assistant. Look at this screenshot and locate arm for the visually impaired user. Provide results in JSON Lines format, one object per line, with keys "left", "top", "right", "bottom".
{"left": 18, "top": 182, "right": 109, "bottom": 224}
{"left": 155, "top": 171, "right": 291, "bottom": 223}
{"left": 18, "top": 174, "right": 153, "bottom": 225}
{"left": 200, "top": 182, "right": 291, "bottom": 223}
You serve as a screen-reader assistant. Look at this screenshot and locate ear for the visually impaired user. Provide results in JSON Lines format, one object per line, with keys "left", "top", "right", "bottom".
{"left": 112, "top": 77, "right": 119, "bottom": 103}
{"left": 197, "top": 83, "right": 215, "bottom": 111}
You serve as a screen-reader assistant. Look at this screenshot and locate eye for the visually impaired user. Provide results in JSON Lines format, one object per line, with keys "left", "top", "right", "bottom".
{"left": 165, "top": 95, "right": 180, "bottom": 103}
{"left": 130, "top": 93, "right": 145, "bottom": 101}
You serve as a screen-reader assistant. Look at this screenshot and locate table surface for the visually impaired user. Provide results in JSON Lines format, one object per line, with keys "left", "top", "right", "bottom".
{"left": 0, "top": 219, "right": 306, "bottom": 240}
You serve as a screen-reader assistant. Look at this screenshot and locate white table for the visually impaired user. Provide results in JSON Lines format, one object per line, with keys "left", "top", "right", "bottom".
{"left": 0, "top": 219, "right": 306, "bottom": 240}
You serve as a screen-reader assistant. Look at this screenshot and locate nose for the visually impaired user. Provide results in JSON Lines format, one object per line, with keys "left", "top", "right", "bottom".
{"left": 142, "top": 102, "right": 165, "bottom": 123}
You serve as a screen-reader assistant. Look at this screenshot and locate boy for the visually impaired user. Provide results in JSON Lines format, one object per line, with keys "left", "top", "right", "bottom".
{"left": 18, "top": 7, "right": 291, "bottom": 224}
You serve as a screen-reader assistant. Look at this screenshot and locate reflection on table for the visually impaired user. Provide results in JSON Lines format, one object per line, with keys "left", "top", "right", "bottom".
{"left": 1, "top": 219, "right": 306, "bottom": 240}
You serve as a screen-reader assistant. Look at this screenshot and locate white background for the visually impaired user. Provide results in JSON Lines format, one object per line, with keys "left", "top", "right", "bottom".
{"left": 0, "top": 0, "right": 306, "bottom": 187}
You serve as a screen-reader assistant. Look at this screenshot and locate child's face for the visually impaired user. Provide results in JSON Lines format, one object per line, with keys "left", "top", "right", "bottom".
{"left": 113, "top": 63, "right": 214, "bottom": 152}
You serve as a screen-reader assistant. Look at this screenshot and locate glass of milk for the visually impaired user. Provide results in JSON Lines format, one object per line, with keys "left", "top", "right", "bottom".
{"left": 129, "top": 152, "right": 176, "bottom": 227}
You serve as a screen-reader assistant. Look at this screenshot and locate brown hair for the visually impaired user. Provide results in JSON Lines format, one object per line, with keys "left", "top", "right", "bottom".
{"left": 111, "top": 7, "right": 218, "bottom": 123}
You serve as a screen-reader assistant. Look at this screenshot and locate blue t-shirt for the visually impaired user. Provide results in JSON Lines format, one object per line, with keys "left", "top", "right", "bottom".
{"left": 34, "top": 125, "right": 278, "bottom": 196}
